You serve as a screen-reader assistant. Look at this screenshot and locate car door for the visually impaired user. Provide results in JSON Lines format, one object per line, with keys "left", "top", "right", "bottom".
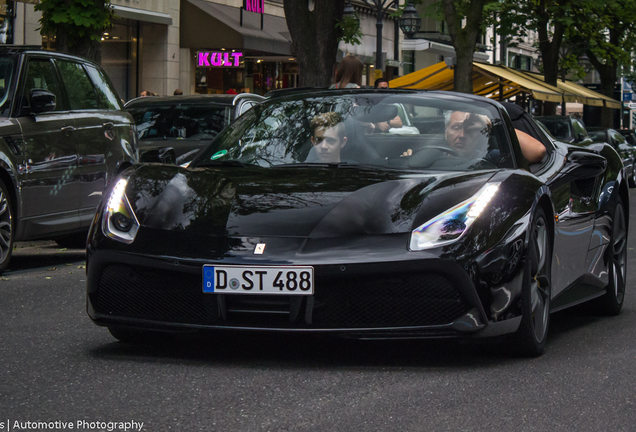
{"left": 16, "top": 56, "right": 80, "bottom": 237}
{"left": 56, "top": 59, "right": 135, "bottom": 226}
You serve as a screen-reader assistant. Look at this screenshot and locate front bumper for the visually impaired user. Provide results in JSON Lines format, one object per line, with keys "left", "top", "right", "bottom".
{"left": 86, "top": 249, "right": 521, "bottom": 340}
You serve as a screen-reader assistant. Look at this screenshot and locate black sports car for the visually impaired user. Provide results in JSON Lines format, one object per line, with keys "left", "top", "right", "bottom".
{"left": 86, "top": 90, "right": 629, "bottom": 356}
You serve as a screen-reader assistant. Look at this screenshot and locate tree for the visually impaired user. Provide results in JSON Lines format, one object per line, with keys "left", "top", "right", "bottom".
{"left": 283, "top": 0, "right": 347, "bottom": 87}
{"left": 440, "top": 0, "right": 492, "bottom": 93}
{"left": 421, "top": 0, "right": 494, "bottom": 94}
{"left": 35, "top": 0, "right": 113, "bottom": 63}
{"left": 571, "top": 0, "right": 636, "bottom": 126}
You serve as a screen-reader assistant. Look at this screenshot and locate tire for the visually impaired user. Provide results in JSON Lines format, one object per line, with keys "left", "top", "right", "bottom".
{"left": 0, "top": 179, "right": 14, "bottom": 275}
{"left": 595, "top": 199, "right": 627, "bottom": 315}
{"left": 513, "top": 207, "right": 552, "bottom": 357}
{"left": 55, "top": 231, "right": 88, "bottom": 249}
{"left": 629, "top": 164, "right": 636, "bottom": 188}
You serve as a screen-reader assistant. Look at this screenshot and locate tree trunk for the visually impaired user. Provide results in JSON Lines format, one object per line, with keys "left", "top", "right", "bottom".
{"left": 441, "top": 0, "right": 487, "bottom": 94}
{"left": 536, "top": 2, "right": 565, "bottom": 116}
{"left": 283, "top": 0, "right": 345, "bottom": 87}
{"left": 56, "top": 28, "right": 102, "bottom": 63}
{"left": 587, "top": 49, "right": 618, "bottom": 128}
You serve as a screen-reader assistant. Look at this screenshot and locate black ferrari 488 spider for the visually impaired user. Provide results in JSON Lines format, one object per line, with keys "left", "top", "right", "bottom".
{"left": 86, "top": 89, "right": 628, "bottom": 356}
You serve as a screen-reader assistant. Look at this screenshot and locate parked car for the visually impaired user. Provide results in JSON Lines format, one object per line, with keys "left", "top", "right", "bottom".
{"left": 534, "top": 115, "right": 593, "bottom": 144}
{"left": 618, "top": 129, "right": 636, "bottom": 146}
{"left": 587, "top": 127, "right": 636, "bottom": 187}
{"left": 0, "top": 46, "right": 138, "bottom": 274}
{"left": 87, "top": 89, "right": 628, "bottom": 356}
{"left": 125, "top": 94, "right": 264, "bottom": 164}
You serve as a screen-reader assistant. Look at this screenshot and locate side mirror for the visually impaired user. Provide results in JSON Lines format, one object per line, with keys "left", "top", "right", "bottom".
{"left": 140, "top": 147, "right": 176, "bottom": 164}
{"left": 564, "top": 151, "right": 606, "bottom": 179}
{"left": 29, "top": 89, "right": 56, "bottom": 114}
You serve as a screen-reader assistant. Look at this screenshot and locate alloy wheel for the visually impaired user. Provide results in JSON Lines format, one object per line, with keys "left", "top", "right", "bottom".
{"left": 529, "top": 215, "right": 550, "bottom": 343}
{"left": 611, "top": 203, "right": 627, "bottom": 304}
{"left": 0, "top": 185, "right": 12, "bottom": 264}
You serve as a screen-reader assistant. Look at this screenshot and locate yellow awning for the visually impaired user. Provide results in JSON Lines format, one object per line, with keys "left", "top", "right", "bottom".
{"left": 473, "top": 63, "right": 575, "bottom": 103}
{"left": 389, "top": 61, "right": 621, "bottom": 109}
{"left": 389, "top": 62, "right": 453, "bottom": 90}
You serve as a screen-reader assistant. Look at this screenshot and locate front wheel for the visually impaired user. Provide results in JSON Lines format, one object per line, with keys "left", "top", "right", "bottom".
{"left": 513, "top": 207, "right": 552, "bottom": 357}
{"left": 0, "top": 179, "right": 14, "bottom": 275}
{"left": 595, "top": 199, "right": 627, "bottom": 315}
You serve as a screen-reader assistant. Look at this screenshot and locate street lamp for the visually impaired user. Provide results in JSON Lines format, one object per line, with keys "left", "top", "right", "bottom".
{"left": 398, "top": 1, "right": 421, "bottom": 39}
{"left": 343, "top": 1, "right": 421, "bottom": 73}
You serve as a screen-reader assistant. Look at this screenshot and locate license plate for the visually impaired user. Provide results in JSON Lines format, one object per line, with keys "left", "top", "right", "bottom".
{"left": 203, "top": 265, "right": 314, "bottom": 295}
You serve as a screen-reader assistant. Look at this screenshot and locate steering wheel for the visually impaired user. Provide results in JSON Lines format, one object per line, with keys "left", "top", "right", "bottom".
{"left": 420, "top": 145, "right": 462, "bottom": 156}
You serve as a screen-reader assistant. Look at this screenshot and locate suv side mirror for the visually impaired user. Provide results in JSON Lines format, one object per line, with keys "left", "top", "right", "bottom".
{"left": 29, "top": 89, "right": 56, "bottom": 114}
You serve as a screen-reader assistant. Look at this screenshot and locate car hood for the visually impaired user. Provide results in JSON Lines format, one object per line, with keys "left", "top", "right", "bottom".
{"left": 126, "top": 165, "right": 496, "bottom": 238}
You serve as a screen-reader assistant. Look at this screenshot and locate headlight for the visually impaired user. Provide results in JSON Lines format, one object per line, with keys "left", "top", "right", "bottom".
{"left": 102, "top": 178, "right": 139, "bottom": 243}
{"left": 409, "top": 183, "right": 500, "bottom": 251}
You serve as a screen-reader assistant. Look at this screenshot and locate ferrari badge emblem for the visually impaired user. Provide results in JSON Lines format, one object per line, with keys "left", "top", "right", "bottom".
{"left": 254, "top": 243, "right": 266, "bottom": 254}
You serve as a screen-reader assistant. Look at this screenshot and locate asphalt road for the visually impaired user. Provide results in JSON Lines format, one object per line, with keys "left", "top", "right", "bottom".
{"left": 2, "top": 192, "right": 636, "bottom": 432}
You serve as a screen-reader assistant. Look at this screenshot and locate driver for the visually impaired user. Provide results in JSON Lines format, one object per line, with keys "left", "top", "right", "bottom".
{"left": 446, "top": 111, "right": 546, "bottom": 163}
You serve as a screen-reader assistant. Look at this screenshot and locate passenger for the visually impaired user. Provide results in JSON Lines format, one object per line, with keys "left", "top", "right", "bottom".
{"left": 372, "top": 78, "right": 404, "bottom": 132}
{"left": 309, "top": 112, "right": 348, "bottom": 163}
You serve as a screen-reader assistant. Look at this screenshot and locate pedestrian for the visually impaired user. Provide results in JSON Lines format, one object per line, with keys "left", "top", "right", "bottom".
{"left": 140, "top": 90, "right": 156, "bottom": 97}
{"left": 330, "top": 55, "right": 363, "bottom": 89}
{"left": 173, "top": 89, "right": 183, "bottom": 95}
{"left": 374, "top": 78, "right": 389, "bottom": 89}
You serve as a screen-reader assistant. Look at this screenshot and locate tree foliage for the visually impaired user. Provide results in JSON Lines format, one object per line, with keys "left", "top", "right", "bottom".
{"left": 36, "top": 0, "right": 113, "bottom": 62}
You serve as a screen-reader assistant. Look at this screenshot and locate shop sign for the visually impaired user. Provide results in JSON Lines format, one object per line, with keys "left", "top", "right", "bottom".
{"left": 197, "top": 51, "right": 243, "bottom": 67}
{"left": 244, "top": 0, "right": 264, "bottom": 13}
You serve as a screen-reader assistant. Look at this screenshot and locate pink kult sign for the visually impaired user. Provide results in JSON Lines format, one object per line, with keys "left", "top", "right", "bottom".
{"left": 197, "top": 52, "right": 243, "bottom": 67}
{"left": 245, "top": 0, "right": 264, "bottom": 13}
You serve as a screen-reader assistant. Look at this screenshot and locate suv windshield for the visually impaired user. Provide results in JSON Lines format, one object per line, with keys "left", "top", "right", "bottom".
{"left": 192, "top": 92, "right": 513, "bottom": 172}
{"left": 127, "top": 103, "right": 231, "bottom": 141}
{"left": 0, "top": 55, "right": 16, "bottom": 116}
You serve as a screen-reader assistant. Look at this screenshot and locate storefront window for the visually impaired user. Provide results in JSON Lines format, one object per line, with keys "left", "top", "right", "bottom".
{"left": 101, "top": 20, "right": 138, "bottom": 102}
{"left": 0, "top": 1, "right": 14, "bottom": 45}
{"left": 195, "top": 54, "right": 297, "bottom": 96}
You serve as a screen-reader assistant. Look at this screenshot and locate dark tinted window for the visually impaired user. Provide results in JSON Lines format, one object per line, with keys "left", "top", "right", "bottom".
{"left": 57, "top": 60, "right": 98, "bottom": 110}
{"left": 588, "top": 130, "right": 606, "bottom": 142}
{"left": 0, "top": 54, "right": 16, "bottom": 116}
{"left": 86, "top": 65, "right": 122, "bottom": 110}
{"left": 22, "top": 58, "right": 67, "bottom": 112}
{"left": 536, "top": 119, "right": 572, "bottom": 141}
{"left": 127, "top": 103, "right": 230, "bottom": 141}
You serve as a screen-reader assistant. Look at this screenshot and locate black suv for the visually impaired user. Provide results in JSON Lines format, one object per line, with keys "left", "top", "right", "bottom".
{"left": 534, "top": 115, "right": 593, "bottom": 144}
{"left": 0, "top": 46, "right": 138, "bottom": 273}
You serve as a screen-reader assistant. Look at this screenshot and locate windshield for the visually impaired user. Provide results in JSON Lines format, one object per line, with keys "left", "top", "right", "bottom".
{"left": 536, "top": 118, "right": 573, "bottom": 141}
{"left": 127, "top": 103, "right": 231, "bottom": 141}
{"left": 0, "top": 55, "right": 16, "bottom": 116}
{"left": 191, "top": 92, "right": 513, "bottom": 172}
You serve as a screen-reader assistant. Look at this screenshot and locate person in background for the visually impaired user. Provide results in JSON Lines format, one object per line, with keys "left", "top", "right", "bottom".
{"left": 330, "top": 56, "right": 363, "bottom": 89}
{"left": 140, "top": 90, "right": 157, "bottom": 97}
{"left": 374, "top": 78, "right": 389, "bottom": 89}
{"left": 173, "top": 89, "right": 183, "bottom": 95}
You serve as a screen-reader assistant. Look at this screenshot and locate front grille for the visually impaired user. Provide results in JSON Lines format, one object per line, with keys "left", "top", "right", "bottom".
{"left": 92, "top": 265, "right": 471, "bottom": 329}
{"left": 93, "top": 265, "right": 219, "bottom": 325}
{"left": 313, "top": 274, "right": 469, "bottom": 327}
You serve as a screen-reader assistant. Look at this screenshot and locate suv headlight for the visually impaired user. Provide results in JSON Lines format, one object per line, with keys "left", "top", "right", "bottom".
{"left": 409, "top": 183, "right": 500, "bottom": 251}
{"left": 102, "top": 178, "right": 139, "bottom": 243}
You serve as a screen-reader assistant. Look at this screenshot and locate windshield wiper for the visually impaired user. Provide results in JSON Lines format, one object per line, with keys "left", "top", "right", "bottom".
{"left": 276, "top": 162, "right": 355, "bottom": 168}
{"left": 199, "top": 159, "right": 253, "bottom": 168}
